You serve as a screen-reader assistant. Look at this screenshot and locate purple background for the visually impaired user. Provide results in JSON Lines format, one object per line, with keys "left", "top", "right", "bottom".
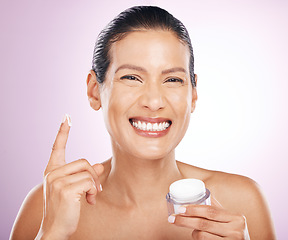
{"left": 1, "top": 0, "right": 287, "bottom": 239}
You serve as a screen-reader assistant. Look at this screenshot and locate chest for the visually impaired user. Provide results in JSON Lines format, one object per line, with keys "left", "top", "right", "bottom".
{"left": 70, "top": 201, "right": 193, "bottom": 240}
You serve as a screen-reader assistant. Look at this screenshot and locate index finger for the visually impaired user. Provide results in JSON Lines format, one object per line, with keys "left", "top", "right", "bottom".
{"left": 45, "top": 114, "right": 72, "bottom": 174}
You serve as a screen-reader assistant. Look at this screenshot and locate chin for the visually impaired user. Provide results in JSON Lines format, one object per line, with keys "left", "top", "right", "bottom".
{"left": 131, "top": 147, "right": 174, "bottom": 161}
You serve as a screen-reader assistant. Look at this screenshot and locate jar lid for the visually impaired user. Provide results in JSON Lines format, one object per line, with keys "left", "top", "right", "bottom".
{"left": 169, "top": 179, "right": 206, "bottom": 203}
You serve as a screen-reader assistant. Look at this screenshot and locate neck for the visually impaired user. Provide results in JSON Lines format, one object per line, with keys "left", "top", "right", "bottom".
{"left": 104, "top": 146, "right": 183, "bottom": 207}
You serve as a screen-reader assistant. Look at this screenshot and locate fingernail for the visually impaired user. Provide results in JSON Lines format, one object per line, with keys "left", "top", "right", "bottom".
{"left": 62, "top": 114, "right": 72, "bottom": 127}
{"left": 99, "top": 184, "right": 103, "bottom": 192}
{"left": 178, "top": 206, "right": 186, "bottom": 214}
{"left": 168, "top": 215, "right": 175, "bottom": 223}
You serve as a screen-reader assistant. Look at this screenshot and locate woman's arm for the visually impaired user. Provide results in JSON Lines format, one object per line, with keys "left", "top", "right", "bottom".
{"left": 10, "top": 116, "right": 104, "bottom": 240}
{"left": 235, "top": 177, "right": 276, "bottom": 239}
{"left": 10, "top": 184, "right": 44, "bottom": 239}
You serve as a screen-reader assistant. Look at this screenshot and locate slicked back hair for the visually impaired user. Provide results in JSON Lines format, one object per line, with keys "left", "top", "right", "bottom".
{"left": 92, "top": 6, "right": 196, "bottom": 87}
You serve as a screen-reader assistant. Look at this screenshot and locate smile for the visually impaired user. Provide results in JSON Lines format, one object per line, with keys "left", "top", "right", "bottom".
{"left": 129, "top": 118, "right": 172, "bottom": 133}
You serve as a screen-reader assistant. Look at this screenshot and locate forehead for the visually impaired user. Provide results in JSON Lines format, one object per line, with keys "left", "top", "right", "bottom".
{"left": 108, "top": 30, "right": 190, "bottom": 72}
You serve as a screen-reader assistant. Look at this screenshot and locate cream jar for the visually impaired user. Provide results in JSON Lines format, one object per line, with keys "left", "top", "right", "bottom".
{"left": 166, "top": 178, "right": 211, "bottom": 215}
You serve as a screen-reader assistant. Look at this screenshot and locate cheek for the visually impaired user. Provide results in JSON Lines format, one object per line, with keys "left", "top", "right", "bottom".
{"left": 99, "top": 86, "right": 120, "bottom": 133}
{"left": 168, "top": 88, "right": 192, "bottom": 114}
{"left": 105, "top": 87, "right": 134, "bottom": 127}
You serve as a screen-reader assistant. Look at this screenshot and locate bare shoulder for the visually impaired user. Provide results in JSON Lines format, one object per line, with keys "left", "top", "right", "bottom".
{"left": 209, "top": 171, "right": 276, "bottom": 239}
{"left": 10, "top": 183, "right": 43, "bottom": 240}
{"left": 200, "top": 168, "right": 267, "bottom": 213}
{"left": 177, "top": 161, "right": 265, "bottom": 207}
{"left": 177, "top": 161, "right": 276, "bottom": 239}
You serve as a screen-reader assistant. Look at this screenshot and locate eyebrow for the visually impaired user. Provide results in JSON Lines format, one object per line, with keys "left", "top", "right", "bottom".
{"left": 161, "top": 67, "right": 187, "bottom": 75}
{"left": 115, "top": 64, "right": 187, "bottom": 75}
{"left": 115, "top": 64, "right": 147, "bottom": 73}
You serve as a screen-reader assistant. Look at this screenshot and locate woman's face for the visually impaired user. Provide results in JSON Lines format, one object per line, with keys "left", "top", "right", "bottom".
{"left": 98, "top": 30, "right": 197, "bottom": 160}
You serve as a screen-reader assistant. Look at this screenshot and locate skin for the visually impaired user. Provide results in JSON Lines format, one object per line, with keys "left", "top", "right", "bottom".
{"left": 10, "top": 30, "right": 276, "bottom": 240}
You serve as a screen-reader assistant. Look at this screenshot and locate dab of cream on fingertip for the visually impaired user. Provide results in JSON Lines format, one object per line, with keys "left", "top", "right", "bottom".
{"left": 168, "top": 215, "right": 175, "bottom": 223}
{"left": 62, "top": 114, "right": 72, "bottom": 127}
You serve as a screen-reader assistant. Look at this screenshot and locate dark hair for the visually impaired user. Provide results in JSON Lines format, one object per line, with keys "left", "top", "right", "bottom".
{"left": 92, "top": 6, "right": 196, "bottom": 87}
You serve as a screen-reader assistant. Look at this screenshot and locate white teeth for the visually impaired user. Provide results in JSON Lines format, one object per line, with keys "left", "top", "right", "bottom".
{"left": 152, "top": 123, "right": 158, "bottom": 131}
{"left": 131, "top": 120, "right": 170, "bottom": 131}
{"left": 147, "top": 123, "right": 152, "bottom": 131}
{"left": 138, "top": 121, "right": 142, "bottom": 129}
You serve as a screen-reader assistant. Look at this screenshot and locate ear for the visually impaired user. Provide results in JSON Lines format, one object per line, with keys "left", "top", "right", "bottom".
{"left": 87, "top": 70, "right": 102, "bottom": 111}
{"left": 191, "top": 74, "right": 198, "bottom": 113}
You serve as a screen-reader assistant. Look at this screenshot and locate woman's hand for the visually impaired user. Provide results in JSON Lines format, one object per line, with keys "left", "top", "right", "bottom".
{"left": 36, "top": 115, "right": 104, "bottom": 240}
{"left": 168, "top": 197, "right": 250, "bottom": 240}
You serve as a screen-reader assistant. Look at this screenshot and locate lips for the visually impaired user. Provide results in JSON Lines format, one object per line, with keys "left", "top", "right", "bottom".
{"left": 129, "top": 117, "right": 172, "bottom": 137}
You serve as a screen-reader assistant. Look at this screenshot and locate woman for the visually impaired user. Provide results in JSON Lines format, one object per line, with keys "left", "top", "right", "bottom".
{"left": 10, "top": 6, "right": 275, "bottom": 239}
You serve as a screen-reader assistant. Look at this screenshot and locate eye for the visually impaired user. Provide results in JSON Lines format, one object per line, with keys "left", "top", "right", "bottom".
{"left": 119, "top": 75, "right": 142, "bottom": 87}
{"left": 120, "top": 75, "right": 141, "bottom": 82}
{"left": 165, "top": 78, "right": 184, "bottom": 83}
{"left": 120, "top": 75, "right": 142, "bottom": 82}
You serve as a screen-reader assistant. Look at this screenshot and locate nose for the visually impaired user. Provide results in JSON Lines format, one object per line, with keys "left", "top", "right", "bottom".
{"left": 138, "top": 82, "right": 166, "bottom": 111}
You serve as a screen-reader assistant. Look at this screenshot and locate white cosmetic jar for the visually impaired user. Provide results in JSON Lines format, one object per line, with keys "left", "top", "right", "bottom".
{"left": 166, "top": 178, "right": 211, "bottom": 215}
